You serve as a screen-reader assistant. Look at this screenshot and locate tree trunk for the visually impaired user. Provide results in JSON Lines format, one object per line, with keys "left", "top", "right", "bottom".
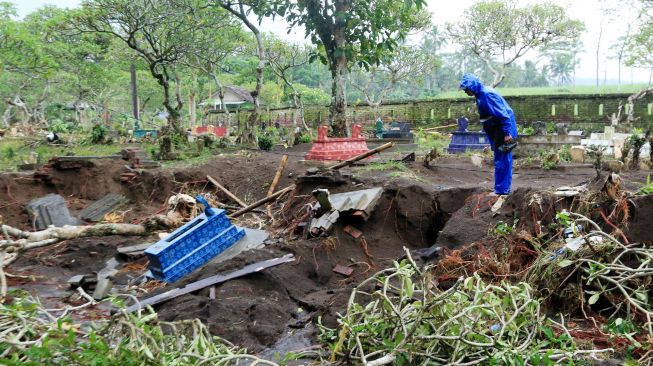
{"left": 102, "top": 99, "right": 110, "bottom": 126}
{"left": 218, "top": 1, "right": 263, "bottom": 145}
{"left": 189, "top": 94, "right": 196, "bottom": 127}
{"left": 329, "top": 60, "right": 348, "bottom": 137}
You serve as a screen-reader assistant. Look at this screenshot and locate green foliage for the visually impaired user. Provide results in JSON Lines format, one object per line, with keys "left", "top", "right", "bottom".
{"left": 559, "top": 145, "right": 572, "bottom": 162}
{"left": 494, "top": 221, "right": 514, "bottom": 236}
{"left": 539, "top": 149, "right": 559, "bottom": 170}
{"left": 321, "top": 261, "right": 581, "bottom": 365}
{"left": 297, "top": 133, "right": 312, "bottom": 144}
{"left": 415, "top": 129, "right": 450, "bottom": 152}
{"left": 520, "top": 126, "right": 535, "bottom": 135}
{"left": 637, "top": 175, "right": 653, "bottom": 195}
{"left": 446, "top": 0, "right": 584, "bottom": 86}
{"left": 257, "top": 135, "right": 274, "bottom": 151}
{"left": 0, "top": 292, "right": 284, "bottom": 365}
{"left": 49, "top": 118, "right": 75, "bottom": 133}
{"left": 2, "top": 146, "right": 16, "bottom": 160}
{"left": 90, "top": 124, "right": 108, "bottom": 144}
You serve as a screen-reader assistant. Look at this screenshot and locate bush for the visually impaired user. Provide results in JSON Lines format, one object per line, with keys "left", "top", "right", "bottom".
{"left": 559, "top": 145, "right": 572, "bottom": 162}
{"left": 90, "top": 124, "right": 107, "bottom": 144}
{"left": 298, "top": 134, "right": 312, "bottom": 144}
{"left": 258, "top": 135, "right": 273, "bottom": 151}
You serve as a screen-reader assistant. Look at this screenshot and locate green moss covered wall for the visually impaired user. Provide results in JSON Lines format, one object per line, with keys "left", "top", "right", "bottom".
{"left": 216, "top": 92, "right": 653, "bottom": 133}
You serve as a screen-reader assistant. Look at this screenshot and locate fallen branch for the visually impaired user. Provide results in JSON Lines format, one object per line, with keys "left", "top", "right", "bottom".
{"left": 229, "top": 185, "right": 296, "bottom": 218}
{"left": 206, "top": 175, "right": 248, "bottom": 208}
{"left": 327, "top": 142, "right": 395, "bottom": 170}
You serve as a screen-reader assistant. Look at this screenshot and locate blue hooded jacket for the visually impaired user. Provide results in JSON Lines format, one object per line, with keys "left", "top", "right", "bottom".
{"left": 459, "top": 74, "right": 518, "bottom": 143}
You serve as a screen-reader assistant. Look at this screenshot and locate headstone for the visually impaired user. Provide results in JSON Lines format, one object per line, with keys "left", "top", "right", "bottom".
{"left": 570, "top": 146, "right": 586, "bottom": 163}
{"left": 25, "top": 194, "right": 81, "bottom": 230}
{"left": 532, "top": 121, "right": 547, "bottom": 135}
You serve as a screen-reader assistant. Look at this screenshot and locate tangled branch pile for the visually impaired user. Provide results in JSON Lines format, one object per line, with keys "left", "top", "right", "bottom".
{"left": 321, "top": 256, "right": 608, "bottom": 366}
{"left": 0, "top": 292, "right": 281, "bottom": 366}
{"left": 526, "top": 213, "right": 653, "bottom": 345}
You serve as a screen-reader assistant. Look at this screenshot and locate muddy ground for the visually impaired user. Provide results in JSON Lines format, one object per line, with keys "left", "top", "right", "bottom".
{"left": 1, "top": 143, "right": 652, "bottom": 355}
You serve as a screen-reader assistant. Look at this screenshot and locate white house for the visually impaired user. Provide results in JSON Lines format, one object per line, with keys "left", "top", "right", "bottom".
{"left": 206, "top": 85, "right": 259, "bottom": 110}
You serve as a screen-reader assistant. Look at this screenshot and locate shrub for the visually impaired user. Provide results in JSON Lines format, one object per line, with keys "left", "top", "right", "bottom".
{"left": 90, "top": 124, "right": 107, "bottom": 144}
{"left": 258, "top": 135, "right": 273, "bottom": 151}
{"left": 298, "top": 134, "right": 312, "bottom": 144}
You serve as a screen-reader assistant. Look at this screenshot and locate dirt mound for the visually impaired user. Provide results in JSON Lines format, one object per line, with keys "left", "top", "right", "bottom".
{"left": 154, "top": 179, "right": 480, "bottom": 351}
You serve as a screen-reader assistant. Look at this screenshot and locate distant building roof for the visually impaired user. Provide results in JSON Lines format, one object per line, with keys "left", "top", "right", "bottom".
{"left": 206, "top": 86, "right": 264, "bottom": 108}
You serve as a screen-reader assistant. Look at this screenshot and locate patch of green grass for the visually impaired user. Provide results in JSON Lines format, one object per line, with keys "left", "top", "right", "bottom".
{"left": 434, "top": 84, "right": 651, "bottom": 98}
{"left": 414, "top": 130, "right": 450, "bottom": 153}
{"left": 361, "top": 160, "right": 410, "bottom": 172}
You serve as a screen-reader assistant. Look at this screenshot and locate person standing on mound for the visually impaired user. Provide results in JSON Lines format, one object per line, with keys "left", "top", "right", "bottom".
{"left": 460, "top": 73, "right": 518, "bottom": 196}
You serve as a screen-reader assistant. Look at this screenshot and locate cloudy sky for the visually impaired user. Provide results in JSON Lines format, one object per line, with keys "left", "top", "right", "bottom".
{"left": 10, "top": 0, "right": 652, "bottom": 84}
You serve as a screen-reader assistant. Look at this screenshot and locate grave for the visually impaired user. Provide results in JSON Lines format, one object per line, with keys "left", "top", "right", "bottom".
{"left": 305, "top": 125, "right": 369, "bottom": 161}
{"left": 381, "top": 122, "right": 414, "bottom": 141}
{"left": 144, "top": 196, "right": 245, "bottom": 282}
{"left": 25, "top": 194, "right": 81, "bottom": 230}
{"left": 447, "top": 117, "right": 491, "bottom": 154}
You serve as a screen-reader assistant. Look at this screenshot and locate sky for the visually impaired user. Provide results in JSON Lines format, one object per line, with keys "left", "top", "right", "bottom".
{"left": 10, "top": 0, "right": 653, "bottom": 84}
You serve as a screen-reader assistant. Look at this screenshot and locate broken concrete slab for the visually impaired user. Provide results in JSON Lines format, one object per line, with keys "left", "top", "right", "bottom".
{"left": 343, "top": 225, "right": 363, "bottom": 238}
{"left": 79, "top": 193, "right": 128, "bottom": 222}
{"left": 332, "top": 264, "right": 354, "bottom": 277}
{"left": 92, "top": 277, "right": 113, "bottom": 300}
{"left": 309, "top": 187, "right": 383, "bottom": 235}
{"left": 25, "top": 194, "right": 81, "bottom": 230}
{"left": 208, "top": 227, "right": 269, "bottom": 266}
{"left": 97, "top": 257, "right": 120, "bottom": 279}
{"left": 67, "top": 275, "right": 86, "bottom": 288}
{"left": 117, "top": 242, "right": 152, "bottom": 258}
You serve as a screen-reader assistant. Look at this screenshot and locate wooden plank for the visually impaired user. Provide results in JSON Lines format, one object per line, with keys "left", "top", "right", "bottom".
{"left": 267, "top": 155, "right": 288, "bottom": 197}
{"left": 229, "top": 185, "right": 296, "bottom": 218}
{"left": 327, "top": 142, "right": 395, "bottom": 170}
{"left": 206, "top": 175, "right": 248, "bottom": 208}
{"left": 125, "top": 254, "right": 294, "bottom": 312}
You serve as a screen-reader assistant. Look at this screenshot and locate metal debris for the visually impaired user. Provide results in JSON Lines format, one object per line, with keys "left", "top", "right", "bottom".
{"left": 309, "top": 187, "right": 383, "bottom": 235}
{"left": 125, "top": 254, "right": 295, "bottom": 312}
{"left": 25, "top": 194, "right": 81, "bottom": 230}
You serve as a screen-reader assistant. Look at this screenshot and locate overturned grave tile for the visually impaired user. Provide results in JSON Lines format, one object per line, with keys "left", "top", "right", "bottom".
{"left": 144, "top": 196, "right": 245, "bottom": 282}
{"left": 79, "top": 193, "right": 128, "bottom": 222}
{"left": 25, "top": 194, "right": 81, "bottom": 230}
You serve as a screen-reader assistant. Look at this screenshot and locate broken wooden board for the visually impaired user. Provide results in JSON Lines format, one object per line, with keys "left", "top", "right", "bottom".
{"left": 79, "top": 193, "right": 128, "bottom": 222}
{"left": 125, "top": 254, "right": 295, "bottom": 313}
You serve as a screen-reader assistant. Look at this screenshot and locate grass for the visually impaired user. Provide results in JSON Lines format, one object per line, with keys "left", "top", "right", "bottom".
{"left": 0, "top": 137, "right": 160, "bottom": 171}
{"left": 435, "top": 83, "right": 652, "bottom": 99}
{"left": 359, "top": 160, "right": 428, "bottom": 183}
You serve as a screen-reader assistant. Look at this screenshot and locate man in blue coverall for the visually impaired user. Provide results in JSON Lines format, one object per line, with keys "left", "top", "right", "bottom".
{"left": 459, "top": 74, "right": 518, "bottom": 195}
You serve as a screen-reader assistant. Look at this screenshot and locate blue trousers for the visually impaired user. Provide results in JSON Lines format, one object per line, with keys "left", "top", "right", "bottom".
{"left": 483, "top": 122, "right": 514, "bottom": 195}
{"left": 493, "top": 149, "right": 513, "bottom": 195}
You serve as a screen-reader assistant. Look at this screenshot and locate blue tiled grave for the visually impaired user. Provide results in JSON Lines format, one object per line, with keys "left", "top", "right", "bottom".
{"left": 145, "top": 196, "right": 245, "bottom": 282}
{"left": 447, "top": 117, "right": 491, "bottom": 154}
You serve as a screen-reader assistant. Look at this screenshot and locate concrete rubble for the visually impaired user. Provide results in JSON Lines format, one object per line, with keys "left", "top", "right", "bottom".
{"left": 309, "top": 187, "right": 383, "bottom": 235}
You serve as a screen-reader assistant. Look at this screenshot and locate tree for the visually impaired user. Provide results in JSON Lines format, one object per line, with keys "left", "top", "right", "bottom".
{"left": 266, "top": 37, "right": 311, "bottom": 131}
{"left": 210, "top": 0, "right": 266, "bottom": 145}
{"left": 183, "top": 13, "right": 247, "bottom": 130}
{"left": 446, "top": 0, "right": 584, "bottom": 87}
{"left": 349, "top": 45, "right": 435, "bottom": 117}
{"left": 0, "top": 3, "right": 57, "bottom": 127}
{"left": 75, "top": 0, "right": 224, "bottom": 134}
{"left": 261, "top": 0, "right": 429, "bottom": 137}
